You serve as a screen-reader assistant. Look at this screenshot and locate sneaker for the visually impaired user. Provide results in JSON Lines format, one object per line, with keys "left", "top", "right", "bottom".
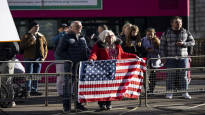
{"left": 63, "top": 109, "right": 71, "bottom": 113}
{"left": 166, "top": 93, "right": 173, "bottom": 99}
{"left": 106, "top": 105, "right": 112, "bottom": 110}
{"left": 26, "top": 92, "right": 30, "bottom": 97}
{"left": 11, "top": 101, "right": 16, "bottom": 107}
{"left": 147, "top": 90, "right": 154, "bottom": 94}
{"left": 99, "top": 105, "right": 106, "bottom": 111}
{"left": 182, "top": 93, "right": 191, "bottom": 99}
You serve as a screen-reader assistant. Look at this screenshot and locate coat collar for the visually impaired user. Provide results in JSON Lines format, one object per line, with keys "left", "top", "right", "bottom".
{"left": 67, "top": 31, "right": 83, "bottom": 39}
{"left": 169, "top": 27, "right": 186, "bottom": 33}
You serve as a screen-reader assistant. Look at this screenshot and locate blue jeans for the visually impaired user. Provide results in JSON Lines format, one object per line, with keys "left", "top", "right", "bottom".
{"left": 24, "top": 58, "right": 42, "bottom": 92}
{"left": 165, "top": 58, "right": 189, "bottom": 91}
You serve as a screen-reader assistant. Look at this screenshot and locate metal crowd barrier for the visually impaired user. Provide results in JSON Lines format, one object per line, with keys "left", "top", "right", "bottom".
{"left": 144, "top": 55, "right": 205, "bottom": 107}
{"left": 2, "top": 56, "right": 204, "bottom": 111}
{"left": 0, "top": 60, "right": 73, "bottom": 109}
{"left": 44, "top": 60, "right": 73, "bottom": 107}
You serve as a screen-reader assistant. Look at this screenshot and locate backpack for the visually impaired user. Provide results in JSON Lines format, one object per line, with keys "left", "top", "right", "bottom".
{"left": 164, "top": 29, "right": 194, "bottom": 56}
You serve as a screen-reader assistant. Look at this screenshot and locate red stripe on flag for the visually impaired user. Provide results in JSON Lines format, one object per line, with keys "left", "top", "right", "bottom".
{"left": 115, "top": 75, "right": 144, "bottom": 80}
{"left": 79, "top": 96, "right": 124, "bottom": 103}
{"left": 123, "top": 93, "right": 140, "bottom": 99}
{"left": 79, "top": 81, "right": 142, "bottom": 88}
{"left": 79, "top": 89, "right": 126, "bottom": 95}
{"left": 127, "top": 87, "right": 142, "bottom": 92}
{"left": 116, "top": 68, "right": 143, "bottom": 73}
{"left": 79, "top": 94, "right": 140, "bottom": 103}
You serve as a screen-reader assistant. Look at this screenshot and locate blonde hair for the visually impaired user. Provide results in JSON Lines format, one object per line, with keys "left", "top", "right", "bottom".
{"left": 121, "top": 23, "right": 132, "bottom": 35}
{"left": 126, "top": 25, "right": 141, "bottom": 47}
{"left": 99, "top": 30, "right": 117, "bottom": 44}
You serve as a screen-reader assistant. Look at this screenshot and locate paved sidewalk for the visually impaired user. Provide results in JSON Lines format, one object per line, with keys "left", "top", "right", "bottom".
{"left": 1, "top": 73, "right": 205, "bottom": 115}
{"left": 1, "top": 93, "right": 205, "bottom": 115}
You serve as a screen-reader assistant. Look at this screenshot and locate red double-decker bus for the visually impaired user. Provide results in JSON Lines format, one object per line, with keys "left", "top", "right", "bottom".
{"left": 10, "top": 0, "right": 189, "bottom": 75}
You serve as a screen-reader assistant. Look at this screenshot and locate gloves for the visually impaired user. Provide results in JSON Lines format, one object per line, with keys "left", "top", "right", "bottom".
{"left": 88, "top": 59, "right": 95, "bottom": 65}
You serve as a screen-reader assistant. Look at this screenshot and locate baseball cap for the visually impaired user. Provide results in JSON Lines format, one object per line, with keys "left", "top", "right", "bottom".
{"left": 59, "top": 23, "right": 68, "bottom": 28}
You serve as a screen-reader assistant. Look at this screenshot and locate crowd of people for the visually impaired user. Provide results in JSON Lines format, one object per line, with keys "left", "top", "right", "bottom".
{"left": 0, "top": 16, "right": 195, "bottom": 112}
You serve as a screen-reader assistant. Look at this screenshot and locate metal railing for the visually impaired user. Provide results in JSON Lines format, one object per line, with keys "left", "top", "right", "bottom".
{"left": 0, "top": 60, "right": 73, "bottom": 109}
{"left": 144, "top": 55, "right": 205, "bottom": 107}
{"left": 1, "top": 57, "right": 205, "bottom": 112}
{"left": 44, "top": 60, "right": 73, "bottom": 107}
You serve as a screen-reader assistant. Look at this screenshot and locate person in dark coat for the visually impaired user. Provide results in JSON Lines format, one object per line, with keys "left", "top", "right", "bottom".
{"left": 56, "top": 21, "right": 90, "bottom": 112}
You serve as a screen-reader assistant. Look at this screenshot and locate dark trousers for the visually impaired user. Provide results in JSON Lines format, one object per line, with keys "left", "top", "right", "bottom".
{"left": 98, "top": 101, "right": 111, "bottom": 107}
{"left": 63, "top": 62, "right": 83, "bottom": 111}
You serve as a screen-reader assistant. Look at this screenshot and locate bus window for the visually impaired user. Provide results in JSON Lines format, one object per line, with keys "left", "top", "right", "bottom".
{"left": 34, "top": 20, "right": 58, "bottom": 49}
{"left": 14, "top": 19, "right": 29, "bottom": 37}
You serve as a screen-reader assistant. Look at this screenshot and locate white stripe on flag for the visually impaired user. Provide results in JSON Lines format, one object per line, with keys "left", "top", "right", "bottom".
{"left": 79, "top": 78, "right": 142, "bottom": 85}
{"left": 116, "top": 58, "right": 145, "bottom": 63}
{"left": 116, "top": 64, "right": 142, "bottom": 70}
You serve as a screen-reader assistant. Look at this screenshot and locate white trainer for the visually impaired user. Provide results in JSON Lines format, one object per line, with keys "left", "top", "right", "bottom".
{"left": 182, "top": 93, "right": 191, "bottom": 99}
{"left": 166, "top": 93, "right": 173, "bottom": 99}
{"left": 11, "top": 101, "right": 16, "bottom": 107}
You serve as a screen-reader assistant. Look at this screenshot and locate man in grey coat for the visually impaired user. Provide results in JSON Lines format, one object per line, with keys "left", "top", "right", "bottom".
{"left": 160, "top": 16, "right": 195, "bottom": 99}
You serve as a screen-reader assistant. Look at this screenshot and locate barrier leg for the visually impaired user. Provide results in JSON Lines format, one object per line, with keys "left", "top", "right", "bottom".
{"left": 145, "top": 70, "right": 148, "bottom": 107}
{"left": 45, "top": 75, "right": 48, "bottom": 106}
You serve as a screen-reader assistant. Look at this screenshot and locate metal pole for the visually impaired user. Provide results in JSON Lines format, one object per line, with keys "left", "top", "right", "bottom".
{"left": 66, "top": 61, "right": 73, "bottom": 112}
{"left": 41, "top": 0, "right": 44, "bottom": 7}
{"left": 193, "top": 0, "right": 196, "bottom": 32}
{"left": 74, "top": 62, "right": 80, "bottom": 112}
{"left": 44, "top": 62, "right": 56, "bottom": 106}
{"left": 0, "top": 75, "right": 1, "bottom": 88}
{"left": 139, "top": 93, "right": 142, "bottom": 107}
{"left": 145, "top": 59, "right": 150, "bottom": 107}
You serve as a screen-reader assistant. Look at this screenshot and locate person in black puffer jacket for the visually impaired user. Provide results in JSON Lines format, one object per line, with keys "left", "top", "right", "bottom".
{"left": 56, "top": 21, "right": 90, "bottom": 112}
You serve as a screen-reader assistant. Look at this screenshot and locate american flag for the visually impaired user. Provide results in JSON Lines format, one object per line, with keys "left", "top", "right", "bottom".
{"left": 78, "top": 58, "right": 146, "bottom": 103}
